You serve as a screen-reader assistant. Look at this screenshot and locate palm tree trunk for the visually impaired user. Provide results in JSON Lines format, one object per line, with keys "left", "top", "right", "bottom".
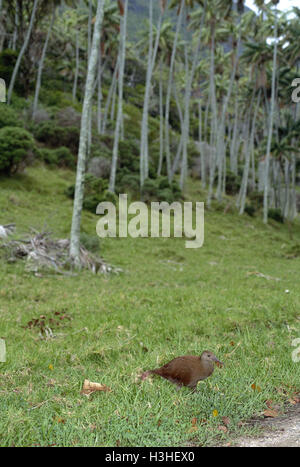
{"left": 12, "top": 3, "right": 19, "bottom": 51}
{"left": 263, "top": 13, "right": 278, "bottom": 224}
{"left": 164, "top": 0, "right": 185, "bottom": 182}
{"left": 216, "top": 31, "right": 241, "bottom": 201}
{"left": 180, "top": 0, "right": 207, "bottom": 189}
{"left": 70, "top": 0, "right": 105, "bottom": 264}
{"left": 109, "top": 0, "right": 128, "bottom": 193}
{"left": 32, "top": 6, "right": 55, "bottom": 120}
{"left": 239, "top": 90, "right": 261, "bottom": 214}
{"left": 72, "top": 29, "right": 80, "bottom": 103}
{"left": 157, "top": 58, "right": 164, "bottom": 176}
{"left": 291, "top": 154, "right": 297, "bottom": 219}
{"left": 110, "top": 69, "right": 118, "bottom": 121}
{"left": 230, "top": 87, "right": 239, "bottom": 174}
{"left": 97, "top": 51, "right": 103, "bottom": 134}
{"left": 7, "top": 0, "right": 39, "bottom": 104}
{"left": 140, "top": 0, "right": 165, "bottom": 185}
{"left": 140, "top": 0, "right": 154, "bottom": 187}
{"left": 88, "top": 0, "right": 93, "bottom": 60}
{"left": 207, "top": 24, "right": 218, "bottom": 207}
{"left": 0, "top": 0, "right": 5, "bottom": 53}
{"left": 102, "top": 57, "right": 119, "bottom": 134}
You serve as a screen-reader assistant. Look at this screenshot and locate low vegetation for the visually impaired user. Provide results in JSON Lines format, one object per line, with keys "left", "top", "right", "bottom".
{"left": 0, "top": 166, "right": 299, "bottom": 447}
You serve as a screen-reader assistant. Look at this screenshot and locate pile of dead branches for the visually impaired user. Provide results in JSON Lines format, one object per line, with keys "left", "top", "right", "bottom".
{"left": 0, "top": 230, "right": 121, "bottom": 276}
{"left": 0, "top": 224, "right": 16, "bottom": 238}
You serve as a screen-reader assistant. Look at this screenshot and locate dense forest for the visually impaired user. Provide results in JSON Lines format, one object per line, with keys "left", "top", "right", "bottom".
{"left": 0, "top": 0, "right": 300, "bottom": 448}
{"left": 1, "top": 0, "right": 300, "bottom": 261}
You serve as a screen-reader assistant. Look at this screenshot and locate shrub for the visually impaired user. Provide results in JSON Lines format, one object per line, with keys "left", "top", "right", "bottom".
{"left": 56, "top": 107, "right": 81, "bottom": 128}
{"left": 39, "top": 89, "right": 74, "bottom": 109}
{"left": 244, "top": 204, "right": 256, "bottom": 217}
{"left": 33, "top": 120, "right": 79, "bottom": 153}
{"left": 141, "top": 178, "right": 159, "bottom": 201}
{"left": 87, "top": 156, "right": 111, "bottom": 179}
{"left": 118, "top": 173, "right": 140, "bottom": 195}
{"left": 225, "top": 171, "right": 241, "bottom": 195}
{"left": 54, "top": 147, "right": 75, "bottom": 168}
{"left": 157, "top": 188, "right": 175, "bottom": 203}
{"left": 157, "top": 176, "right": 170, "bottom": 190}
{"left": 0, "top": 126, "right": 35, "bottom": 175}
{"left": 248, "top": 190, "right": 264, "bottom": 209}
{"left": 83, "top": 190, "right": 118, "bottom": 214}
{"left": 0, "top": 49, "right": 28, "bottom": 96}
{"left": 268, "top": 208, "right": 284, "bottom": 223}
{"left": 36, "top": 148, "right": 57, "bottom": 166}
{"left": 118, "top": 138, "right": 140, "bottom": 172}
{"left": 37, "top": 146, "right": 75, "bottom": 168}
{"left": 0, "top": 106, "right": 22, "bottom": 129}
{"left": 284, "top": 243, "right": 300, "bottom": 259}
{"left": 65, "top": 174, "right": 113, "bottom": 214}
{"left": 141, "top": 178, "right": 182, "bottom": 203}
{"left": 80, "top": 233, "right": 100, "bottom": 253}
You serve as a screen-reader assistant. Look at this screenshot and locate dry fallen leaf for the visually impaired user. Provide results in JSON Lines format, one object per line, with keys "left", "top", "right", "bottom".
{"left": 81, "top": 379, "right": 111, "bottom": 395}
{"left": 218, "top": 425, "right": 228, "bottom": 433}
{"left": 222, "top": 416, "right": 230, "bottom": 427}
{"left": 263, "top": 409, "right": 279, "bottom": 418}
{"left": 53, "top": 416, "right": 65, "bottom": 424}
{"left": 288, "top": 396, "right": 300, "bottom": 405}
{"left": 191, "top": 417, "right": 197, "bottom": 427}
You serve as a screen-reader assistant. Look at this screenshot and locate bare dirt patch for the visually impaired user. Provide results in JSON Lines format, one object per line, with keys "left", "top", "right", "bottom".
{"left": 232, "top": 406, "right": 300, "bottom": 447}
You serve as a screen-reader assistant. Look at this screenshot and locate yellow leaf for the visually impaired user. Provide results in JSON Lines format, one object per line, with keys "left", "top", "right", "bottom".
{"left": 251, "top": 383, "right": 261, "bottom": 392}
{"left": 212, "top": 409, "right": 218, "bottom": 417}
{"left": 49, "top": 364, "right": 54, "bottom": 370}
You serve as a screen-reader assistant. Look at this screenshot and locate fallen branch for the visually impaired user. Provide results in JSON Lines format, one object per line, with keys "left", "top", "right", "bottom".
{"left": 1, "top": 231, "right": 122, "bottom": 276}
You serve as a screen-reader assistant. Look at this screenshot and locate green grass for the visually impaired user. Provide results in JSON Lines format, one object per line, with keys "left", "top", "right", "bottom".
{"left": 0, "top": 165, "right": 300, "bottom": 447}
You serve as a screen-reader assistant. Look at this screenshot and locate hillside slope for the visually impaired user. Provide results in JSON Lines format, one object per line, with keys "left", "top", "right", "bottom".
{"left": 0, "top": 166, "right": 299, "bottom": 446}
{"left": 127, "top": 0, "right": 252, "bottom": 40}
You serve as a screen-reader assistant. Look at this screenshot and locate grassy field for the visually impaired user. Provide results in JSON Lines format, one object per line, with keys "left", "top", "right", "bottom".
{"left": 0, "top": 165, "right": 300, "bottom": 447}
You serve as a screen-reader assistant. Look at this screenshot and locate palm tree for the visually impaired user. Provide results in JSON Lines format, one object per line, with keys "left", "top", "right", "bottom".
{"left": 179, "top": 0, "right": 208, "bottom": 190}
{"left": 163, "top": 0, "right": 185, "bottom": 182}
{"left": 108, "top": 0, "right": 129, "bottom": 193}
{"left": 32, "top": 3, "right": 57, "bottom": 119}
{"left": 70, "top": 0, "right": 105, "bottom": 264}
{"left": 7, "top": 0, "right": 39, "bottom": 104}
{"left": 139, "top": 0, "right": 168, "bottom": 187}
{"left": 263, "top": 2, "right": 280, "bottom": 224}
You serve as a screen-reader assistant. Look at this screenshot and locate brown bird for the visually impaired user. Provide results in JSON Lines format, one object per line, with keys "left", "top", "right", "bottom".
{"left": 141, "top": 351, "right": 223, "bottom": 391}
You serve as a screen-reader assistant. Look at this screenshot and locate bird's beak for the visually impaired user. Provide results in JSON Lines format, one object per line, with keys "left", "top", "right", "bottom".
{"left": 213, "top": 357, "right": 224, "bottom": 367}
